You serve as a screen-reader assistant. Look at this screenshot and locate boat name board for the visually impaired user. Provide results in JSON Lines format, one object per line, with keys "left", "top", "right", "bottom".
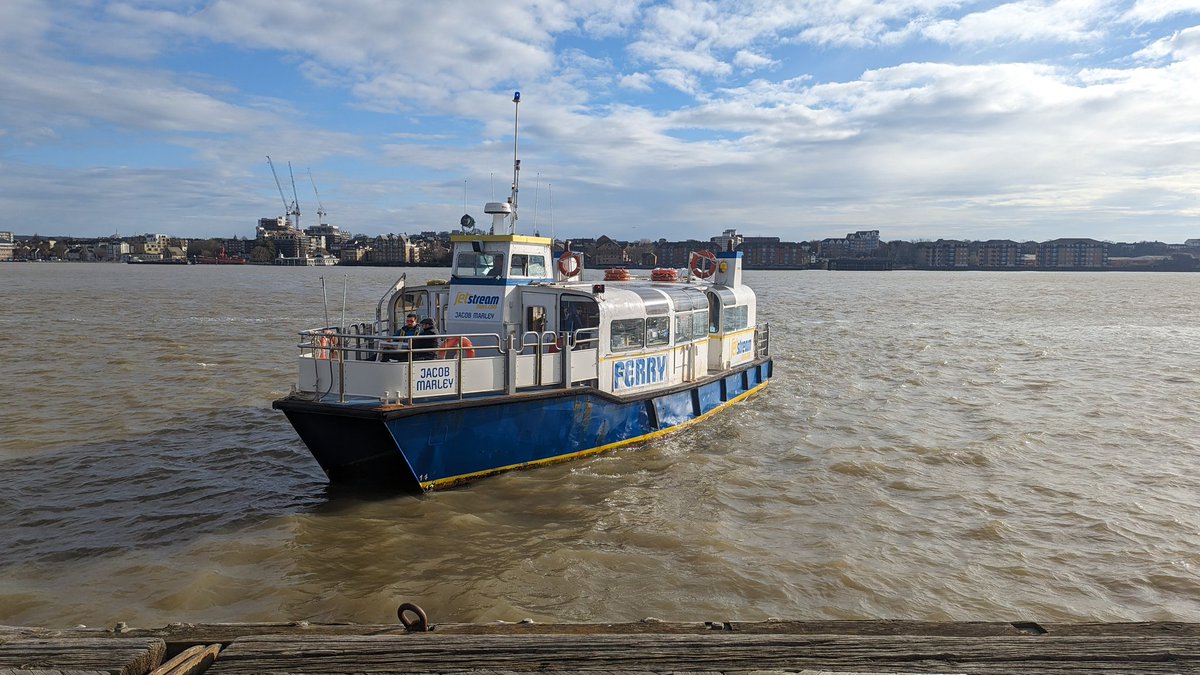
{"left": 451, "top": 291, "right": 502, "bottom": 322}
{"left": 415, "top": 364, "right": 457, "bottom": 394}
{"left": 613, "top": 355, "right": 668, "bottom": 391}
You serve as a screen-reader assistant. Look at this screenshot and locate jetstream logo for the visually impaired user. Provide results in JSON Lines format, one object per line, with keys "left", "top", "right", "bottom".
{"left": 454, "top": 292, "right": 500, "bottom": 307}
{"left": 613, "top": 355, "right": 668, "bottom": 390}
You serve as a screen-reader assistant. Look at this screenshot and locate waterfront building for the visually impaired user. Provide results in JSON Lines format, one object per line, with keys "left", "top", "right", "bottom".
{"left": 978, "top": 239, "right": 1022, "bottom": 268}
{"left": 0, "top": 231, "right": 12, "bottom": 261}
{"left": 1038, "top": 238, "right": 1107, "bottom": 268}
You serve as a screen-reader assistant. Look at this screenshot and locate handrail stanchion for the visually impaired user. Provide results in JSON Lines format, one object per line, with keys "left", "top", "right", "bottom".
{"left": 505, "top": 333, "right": 518, "bottom": 395}
{"left": 561, "top": 332, "right": 573, "bottom": 387}
{"left": 338, "top": 330, "right": 346, "bottom": 403}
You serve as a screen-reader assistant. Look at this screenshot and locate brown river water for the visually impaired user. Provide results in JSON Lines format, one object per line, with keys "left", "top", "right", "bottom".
{"left": 2, "top": 263, "right": 1199, "bottom": 628}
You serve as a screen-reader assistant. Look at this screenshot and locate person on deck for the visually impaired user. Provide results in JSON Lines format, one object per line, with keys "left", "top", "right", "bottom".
{"left": 381, "top": 313, "right": 421, "bottom": 362}
{"left": 413, "top": 318, "right": 438, "bottom": 360}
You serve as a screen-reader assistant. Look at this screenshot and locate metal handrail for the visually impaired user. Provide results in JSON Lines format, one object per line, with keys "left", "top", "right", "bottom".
{"left": 295, "top": 324, "right": 602, "bottom": 403}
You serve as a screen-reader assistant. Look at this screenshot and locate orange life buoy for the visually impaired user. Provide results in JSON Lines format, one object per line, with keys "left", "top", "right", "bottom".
{"left": 650, "top": 268, "right": 678, "bottom": 282}
{"left": 557, "top": 251, "right": 582, "bottom": 278}
{"left": 690, "top": 251, "right": 717, "bottom": 279}
{"left": 438, "top": 335, "right": 475, "bottom": 359}
{"left": 604, "top": 268, "right": 630, "bottom": 281}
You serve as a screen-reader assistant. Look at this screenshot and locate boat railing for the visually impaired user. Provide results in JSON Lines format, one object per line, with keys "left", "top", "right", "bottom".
{"left": 294, "top": 323, "right": 600, "bottom": 404}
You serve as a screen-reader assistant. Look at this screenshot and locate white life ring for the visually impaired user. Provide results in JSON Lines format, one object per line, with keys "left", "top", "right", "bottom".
{"left": 557, "top": 251, "right": 582, "bottom": 278}
{"left": 690, "top": 250, "right": 717, "bottom": 279}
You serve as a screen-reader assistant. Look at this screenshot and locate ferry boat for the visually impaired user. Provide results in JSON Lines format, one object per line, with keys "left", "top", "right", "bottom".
{"left": 272, "top": 93, "right": 773, "bottom": 491}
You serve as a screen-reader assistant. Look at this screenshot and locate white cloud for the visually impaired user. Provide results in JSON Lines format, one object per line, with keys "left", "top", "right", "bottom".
{"left": 619, "top": 72, "right": 655, "bottom": 91}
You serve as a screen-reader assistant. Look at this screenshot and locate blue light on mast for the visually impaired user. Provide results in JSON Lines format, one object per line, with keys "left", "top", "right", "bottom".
{"left": 513, "top": 91, "right": 521, "bottom": 103}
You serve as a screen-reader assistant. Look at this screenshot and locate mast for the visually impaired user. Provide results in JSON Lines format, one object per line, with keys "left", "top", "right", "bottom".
{"left": 511, "top": 91, "right": 520, "bottom": 234}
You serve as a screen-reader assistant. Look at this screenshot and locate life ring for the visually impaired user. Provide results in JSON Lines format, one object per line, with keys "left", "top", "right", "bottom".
{"left": 557, "top": 251, "right": 582, "bottom": 278}
{"left": 690, "top": 251, "right": 717, "bottom": 279}
{"left": 438, "top": 335, "right": 475, "bottom": 359}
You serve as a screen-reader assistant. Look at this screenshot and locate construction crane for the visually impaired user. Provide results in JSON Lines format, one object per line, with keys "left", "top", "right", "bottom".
{"left": 287, "top": 161, "right": 302, "bottom": 231}
{"left": 266, "top": 155, "right": 290, "bottom": 224}
{"left": 308, "top": 168, "right": 327, "bottom": 225}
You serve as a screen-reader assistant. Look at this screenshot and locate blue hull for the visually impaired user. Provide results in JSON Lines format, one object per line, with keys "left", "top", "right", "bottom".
{"left": 275, "top": 357, "right": 772, "bottom": 491}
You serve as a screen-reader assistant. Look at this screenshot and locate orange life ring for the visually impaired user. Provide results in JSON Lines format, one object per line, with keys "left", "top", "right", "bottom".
{"left": 690, "top": 251, "right": 717, "bottom": 279}
{"left": 438, "top": 336, "right": 475, "bottom": 359}
{"left": 557, "top": 251, "right": 582, "bottom": 278}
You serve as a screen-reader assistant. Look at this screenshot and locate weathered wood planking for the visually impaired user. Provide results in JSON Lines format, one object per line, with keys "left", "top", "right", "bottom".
{"left": 0, "top": 637, "right": 164, "bottom": 675}
{"left": 203, "top": 632, "right": 1200, "bottom": 674}
{"left": 105, "top": 619, "right": 1200, "bottom": 650}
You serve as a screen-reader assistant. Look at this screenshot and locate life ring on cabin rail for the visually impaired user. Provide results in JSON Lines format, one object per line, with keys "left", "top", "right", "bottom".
{"left": 438, "top": 336, "right": 476, "bottom": 360}
{"left": 690, "top": 250, "right": 717, "bottom": 279}
{"left": 604, "top": 268, "right": 631, "bottom": 281}
{"left": 557, "top": 251, "right": 582, "bottom": 278}
{"left": 650, "top": 267, "right": 678, "bottom": 282}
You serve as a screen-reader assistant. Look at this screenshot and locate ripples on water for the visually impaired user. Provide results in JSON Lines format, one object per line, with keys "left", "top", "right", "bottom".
{"left": 2, "top": 265, "right": 1199, "bottom": 627}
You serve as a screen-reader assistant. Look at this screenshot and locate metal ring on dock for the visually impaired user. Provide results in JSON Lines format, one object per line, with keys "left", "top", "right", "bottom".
{"left": 397, "top": 602, "right": 430, "bottom": 632}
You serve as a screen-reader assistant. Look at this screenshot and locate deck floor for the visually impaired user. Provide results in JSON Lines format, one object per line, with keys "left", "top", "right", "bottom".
{"left": 3, "top": 619, "right": 1199, "bottom": 674}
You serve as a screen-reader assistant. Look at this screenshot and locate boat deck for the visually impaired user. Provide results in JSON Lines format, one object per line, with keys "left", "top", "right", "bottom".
{"left": 3, "top": 618, "right": 1198, "bottom": 674}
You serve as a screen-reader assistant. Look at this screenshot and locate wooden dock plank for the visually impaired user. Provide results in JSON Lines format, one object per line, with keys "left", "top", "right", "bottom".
{"left": 203, "top": 633, "right": 1200, "bottom": 674}
{"left": 0, "top": 637, "right": 164, "bottom": 675}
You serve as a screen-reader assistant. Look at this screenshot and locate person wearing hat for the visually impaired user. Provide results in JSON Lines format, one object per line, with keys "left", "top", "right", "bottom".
{"left": 412, "top": 317, "right": 439, "bottom": 360}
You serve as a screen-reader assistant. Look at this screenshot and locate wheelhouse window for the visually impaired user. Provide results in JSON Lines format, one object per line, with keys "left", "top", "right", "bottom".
{"left": 610, "top": 318, "right": 645, "bottom": 351}
{"left": 647, "top": 316, "right": 670, "bottom": 346}
{"left": 510, "top": 254, "right": 547, "bottom": 277}
{"left": 455, "top": 252, "right": 504, "bottom": 278}
{"left": 723, "top": 305, "right": 749, "bottom": 332}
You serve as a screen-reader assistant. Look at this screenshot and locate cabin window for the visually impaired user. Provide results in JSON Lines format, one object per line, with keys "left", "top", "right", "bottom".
{"left": 708, "top": 293, "right": 721, "bottom": 332}
{"left": 692, "top": 312, "right": 708, "bottom": 340}
{"left": 610, "top": 318, "right": 645, "bottom": 351}
{"left": 647, "top": 316, "right": 670, "bottom": 347}
{"left": 455, "top": 252, "right": 504, "bottom": 278}
{"left": 675, "top": 312, "right": 692, "bottom": 345}
{"left": 723, "top": 305, "right": 749, "bottom": 332}
{"left": 510, "top": 254, "right": 546, "bottom": 277}
{"left": 401, "top": 291, "right": 427, "bottom": 314}
{"left": 561, "top": 296, "right": 600, "bottom": 349}
{"left": 526, "top": 305, "right": 547, "bottom": 332}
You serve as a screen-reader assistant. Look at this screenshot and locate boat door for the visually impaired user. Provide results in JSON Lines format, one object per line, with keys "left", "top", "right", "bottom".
{"left": 521, "top": 290, "right": 558, "bottom": 341}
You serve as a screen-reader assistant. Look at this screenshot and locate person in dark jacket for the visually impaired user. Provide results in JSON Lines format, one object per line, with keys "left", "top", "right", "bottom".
{"left": 413, "top": 317, "right": 438, "bottom": 360}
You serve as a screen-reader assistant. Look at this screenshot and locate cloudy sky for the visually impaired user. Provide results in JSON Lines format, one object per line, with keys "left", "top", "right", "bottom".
{"left": 2, "top": 0, "right": 1198, "bottom": 243}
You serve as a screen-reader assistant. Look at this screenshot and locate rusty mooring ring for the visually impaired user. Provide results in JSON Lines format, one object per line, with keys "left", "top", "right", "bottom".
{"left": 397, "top": 602, "right": 430, "bottom": 632}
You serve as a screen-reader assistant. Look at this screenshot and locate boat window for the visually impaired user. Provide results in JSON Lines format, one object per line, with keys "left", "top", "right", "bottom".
{"left": 561, "top": 296, "right": 600, "bottom": 349}
{"left": 401, "top": 291, "right": 427, "bottom": 314}
{"left": 676, "top": 309, "right": 696, "bottom": 341}
{"left": 611, "top": 318, "right": 645, "bottom": 351}
{"left": 647, "top": 316, "right": 670, "bottom": 346}
{"left": 723, "top": 305, "right": 749, "bottom": 332}
{"left": 528, "top": 254, "right": 548, "bottom": 277}
{"left": 692, "top": 312, "right": 708, "bottom": 340}
{"left": 708, "top": 293, "right": 721, "bottom": 333}
{"left": 526, "top": 305, "right": 547, "bottom": 332}
{"left": 456, "top": 252, "right": 504, "bottom": 278}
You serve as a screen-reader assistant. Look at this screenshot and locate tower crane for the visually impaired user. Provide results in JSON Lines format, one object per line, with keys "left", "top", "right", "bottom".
{"left": 308, "top": 168, "right": 328, "bottom": 225}
{"left": 266, "top": 156, "right": 291, "bottom": 224}
{"left": 287, "top": 161, "right": 302, "bottom": 231}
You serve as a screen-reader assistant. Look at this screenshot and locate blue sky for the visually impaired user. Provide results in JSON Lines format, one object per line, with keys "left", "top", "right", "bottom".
{"left": 1, "top": 0, "right": 1198, "bottom": 243}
